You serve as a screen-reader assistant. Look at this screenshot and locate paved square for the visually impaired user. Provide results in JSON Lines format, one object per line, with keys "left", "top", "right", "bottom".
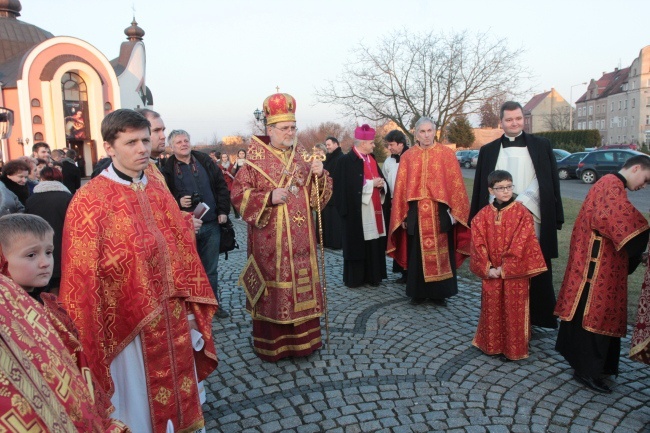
{"left": 203, "top": 221, "right": 650, "bottom": 432}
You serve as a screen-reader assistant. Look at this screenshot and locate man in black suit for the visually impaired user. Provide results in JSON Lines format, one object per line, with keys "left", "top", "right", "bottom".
{"left": 321, "top": 136, "right": 344, "bottom": 249}
{"left": 470, "top": 101, "right": 563, "bottom": 329}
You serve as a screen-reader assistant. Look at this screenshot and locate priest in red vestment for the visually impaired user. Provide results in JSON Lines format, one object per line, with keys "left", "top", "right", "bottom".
{"left": 387, "top": 117, "right": 470, "bottom": 305}
{"left": 231, "top": 92, "right": 332, "bottom": 362}
{"left": 470, "top": 170, "right": 547, "bottom": 361}
{"left": 630, "top": 239, "right": 650, "bottom": 365}
{"left": 555, "top": 155, "right": 650, "bottom": 393}
{"left": 59, "top": 109, "right": 218, "bottom": 432}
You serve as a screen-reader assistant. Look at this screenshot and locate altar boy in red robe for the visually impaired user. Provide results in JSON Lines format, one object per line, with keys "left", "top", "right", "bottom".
{"left": 555, "top": 155, "right": 650, "bottom": 394}
{"left": 470, "top": 170, "right": 547, "bottom": 361}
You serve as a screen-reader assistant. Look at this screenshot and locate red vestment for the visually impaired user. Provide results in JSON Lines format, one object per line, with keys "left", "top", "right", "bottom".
{"left": 59, "top": 167, "right": 218, "bottom": 433}
{"left": 231, "top": 136, "right": 332, "bottom": 361}
{"left": 555, "top": 174, "right": 649, "bottom": 337}
{"left": 0, "top": 274, "right": 129, "bottom": 432}
{"left": 470, "top": 201, "right": 547, "bottom": 360}
{"left": 631, "top": 242, "right": 650, "bottom": 364}
{"left": 387, "top": 144, "right": 470, "bottom": 280}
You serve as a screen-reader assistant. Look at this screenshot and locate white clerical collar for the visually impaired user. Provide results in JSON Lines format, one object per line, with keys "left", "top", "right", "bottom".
{"left": 505, "top": 132, "right": 523, "bottom": 141}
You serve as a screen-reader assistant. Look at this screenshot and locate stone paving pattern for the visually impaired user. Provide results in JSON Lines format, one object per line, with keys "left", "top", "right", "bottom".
{"left": 203, "top": 221, "right": 650, "bottom": 432}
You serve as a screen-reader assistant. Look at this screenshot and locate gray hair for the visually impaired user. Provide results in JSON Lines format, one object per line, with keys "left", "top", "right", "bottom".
{"left": 314, "top": 143, "right": 327, "bottom": 153}
{"left": 414, "top": 116, "right": 436, "bottom": 132}
{"left": 168, "top": 129, "right": 190, "bottom": 145}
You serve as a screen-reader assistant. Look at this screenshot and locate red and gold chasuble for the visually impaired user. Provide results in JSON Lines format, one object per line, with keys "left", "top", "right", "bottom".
{"left": 0, "top": 275, "right": 129, "bottom": 432}
{"left": 555, "top": 174, "right": 649, "bottom": 337}
{"left": 232, "top": 136, "right": 332, "bottom": 324}
{"left": 59, "top": 170, "right": 218, "bottom": 433}
{"left": 631, "top": 250, "right": 650, "bottom": 364}
{"left": 470, "top": 201, "right": 547, "bottom": 360}
{"left": 387, "top": 144, "right": 470, "bottom": 281}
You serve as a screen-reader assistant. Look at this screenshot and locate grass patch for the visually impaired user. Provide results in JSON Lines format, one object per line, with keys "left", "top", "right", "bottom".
{"left": 460, "top": 177, "right": 644, "bottom": 324}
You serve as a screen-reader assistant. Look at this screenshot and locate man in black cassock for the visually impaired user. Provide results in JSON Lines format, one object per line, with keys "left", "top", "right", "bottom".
{"left": 334, "top": 125, "right": 389, "bottom": 288}
{"left": 470, "top": 101, "right": 564, "bottom": 329}
{"left": 321, "top": 136, "right": 344, "bottom": 249}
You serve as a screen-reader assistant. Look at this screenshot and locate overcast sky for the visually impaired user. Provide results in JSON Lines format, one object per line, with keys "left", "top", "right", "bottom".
{"left": 27, "top": 0, "right": 648, "bottom": 143}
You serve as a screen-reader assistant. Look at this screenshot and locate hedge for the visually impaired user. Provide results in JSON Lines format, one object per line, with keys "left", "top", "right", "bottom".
{"left": 534, "top": 130, "right": 601, "bottom": 152}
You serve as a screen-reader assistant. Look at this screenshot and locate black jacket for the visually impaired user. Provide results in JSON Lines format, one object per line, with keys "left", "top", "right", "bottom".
{"left": 324, "top": 147, "right": 344, "bottom": 208}
{"left": 334, "top": 150, "right": 391, "bottom": 260}
{"left": 470, "top": 132, "right": 563, "bottom": 260}
{"left": 162, "top": 150, "right": 230, "bottom": 216}
{"left": 61, "top": 158, "right": 81, "bottom": 194}
{"left": 25, "top": 181, "right": 72, "bottom": 280}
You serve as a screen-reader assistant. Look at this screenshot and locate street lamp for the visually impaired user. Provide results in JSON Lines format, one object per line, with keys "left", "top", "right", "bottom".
{"left": 569, "top": 82, "right": 587, "bottom": 131}
{"left": 253, "top": 108, "right": 264, "bottom": 123}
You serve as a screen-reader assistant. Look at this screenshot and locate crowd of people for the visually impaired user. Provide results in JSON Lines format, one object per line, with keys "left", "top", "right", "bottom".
{"left": 0, "top": 95, "right": 649, "bottom": 431}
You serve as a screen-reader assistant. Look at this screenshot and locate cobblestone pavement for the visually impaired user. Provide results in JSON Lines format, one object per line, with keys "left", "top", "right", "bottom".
{"left": 203, "top": 221, "right": 650, "bottom": 432}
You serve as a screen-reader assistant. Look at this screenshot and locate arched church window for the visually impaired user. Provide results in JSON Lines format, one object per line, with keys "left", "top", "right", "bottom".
{"left": 33, "top": 115, "right": 42, "bottom": 124}
{"left": 31, "top": 98, "right": 40, "bottom": 107}
{"left": 61, "top": 72, "right": 88, "bottom": 141}
{"left": 34, "top": 132, "right": 44, "bottom": 141}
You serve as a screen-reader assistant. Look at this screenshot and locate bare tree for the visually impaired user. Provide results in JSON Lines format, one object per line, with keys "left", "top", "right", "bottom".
{"left": 316, "top": 30, "right": 530, "bottom": 142}
{"left": 540, "top": 106, "right": 571, "bottom": 131}
{"left": 479, "top": 95, "right": 506, "bottom": 128}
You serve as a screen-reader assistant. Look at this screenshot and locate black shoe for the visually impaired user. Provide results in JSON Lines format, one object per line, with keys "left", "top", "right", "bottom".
{"left": 395, "top": 276, "right": 407, "bottom": 284}
{"left": 430, "top": 298, "right": 447, "bottom": 307}
{"left": 215, "top": 308, "right": 230, "bottom": 319}
{"left": 410, "top": 297, "right": 426, "bottom": 305}
{"left": 573, "top": 372, "right": 612, "bottom": 394}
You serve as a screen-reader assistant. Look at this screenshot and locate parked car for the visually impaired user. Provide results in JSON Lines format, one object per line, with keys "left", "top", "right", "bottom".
{"left": 576, "top": 149, "right": 644, "bottom": 184}
{"left": 552, "top": 149, "right": 571, "bottom": 161}
{"left": 556, "top": 152, "right": 588, "bottom": 180}
{"left": 599, "top": 143, "right": 638, "bottom": 151}
{"left": 470, "top": 154, "right": 479, "bottom": 168}
{"left": 456, "top": 149, "right": 479, "bottom": 168}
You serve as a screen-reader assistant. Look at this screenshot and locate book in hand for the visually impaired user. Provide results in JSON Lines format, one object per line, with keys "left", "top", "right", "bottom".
{"left": 193, "top": 202, "right": 210, "bottom": 220}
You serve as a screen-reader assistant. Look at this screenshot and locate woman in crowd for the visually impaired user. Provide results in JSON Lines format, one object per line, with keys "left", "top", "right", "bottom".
{"left": 1, "top": 159, "right": 30, "bottom": 205}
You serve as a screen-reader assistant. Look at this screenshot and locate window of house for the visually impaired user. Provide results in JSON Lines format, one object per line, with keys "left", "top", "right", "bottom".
{"left": 589, "top": 106, "right": 593, "bottom": 115}
{"left": 589, "top": 120, "right": 593, "bottom": 129}
{"left": 611, "top": 102, "right": 614, "bottom": 111}
{"left": 624, "top": 100, "right": 628, "bottom": 109}
{"left": 631, "top": 116, "right": 635, "bottom": 125}
{"left": 619, "top": 101, "right": 622, "bottom": 110}
{"left": 632, "top": 98, "right": 636, "bottom": 108}
{"left": 623, "top": 117, "right": 627, "bottom": 127}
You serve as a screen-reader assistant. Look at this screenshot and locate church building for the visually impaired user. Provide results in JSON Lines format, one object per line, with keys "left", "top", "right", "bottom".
{"left": 0, "top": 0, "right": 153, "bottom": 174}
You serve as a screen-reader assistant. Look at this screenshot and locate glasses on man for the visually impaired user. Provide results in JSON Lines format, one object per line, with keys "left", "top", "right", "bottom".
{"left": 272, "top": 125, "right": 298, "bottom": 133}
{"left": 492, "top": 184, "right": 515, "bottom": 192}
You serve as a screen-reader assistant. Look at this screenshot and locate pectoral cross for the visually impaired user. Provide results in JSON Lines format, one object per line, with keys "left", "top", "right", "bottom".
{"left": 276, "top": 86, "right": 280, "bottom": 93}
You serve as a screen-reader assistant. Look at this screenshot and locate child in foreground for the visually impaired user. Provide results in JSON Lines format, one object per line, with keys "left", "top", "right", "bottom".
{"left": 470, "top": 170, "right": 547, "bottom": 361}
{"left": 0, "top": 212, "right": 54, "bottom": 295}
{"left": 0, "top": 214, "right": 130, "bottom": 431}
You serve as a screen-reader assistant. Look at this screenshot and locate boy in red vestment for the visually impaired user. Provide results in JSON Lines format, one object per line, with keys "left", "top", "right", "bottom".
{"left": 470, "top": 170, "right": 547, "bottom": 361}
{"left": 59, "top": 109, "right": 218, "bottom": 432}
{"left": 231, "top": 93, "right": 332, "bottom": 362}
{"left": 555, "top": 155, "right": 650, "bottom": 393}
{"left": 0, "top": 214, "right": 129, "bottom": 432}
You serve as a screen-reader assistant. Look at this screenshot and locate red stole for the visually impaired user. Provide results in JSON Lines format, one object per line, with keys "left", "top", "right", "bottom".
{"left": 353, "top": 147, "right": 384, "bottom": 234}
